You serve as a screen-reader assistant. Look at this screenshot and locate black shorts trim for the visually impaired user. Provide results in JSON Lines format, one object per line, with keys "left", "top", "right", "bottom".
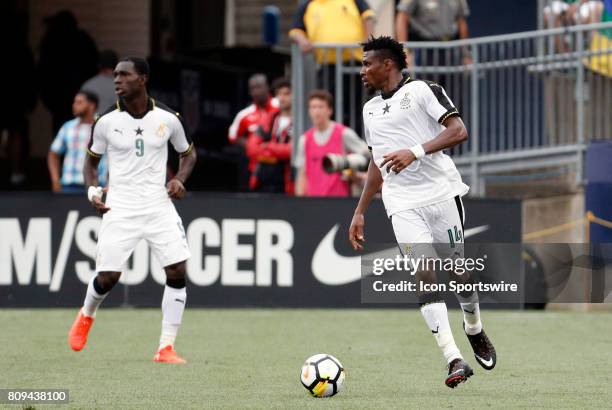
{"left": 454, "top": 195, "right": 465, "bottom": 231}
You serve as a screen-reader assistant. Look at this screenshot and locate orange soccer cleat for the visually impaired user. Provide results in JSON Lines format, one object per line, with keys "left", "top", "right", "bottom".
{"left": 68, "top": 309, "right": 94, "bottom": 351}
{"left": 153, "top": 345, "right": 187, "bottom": 364}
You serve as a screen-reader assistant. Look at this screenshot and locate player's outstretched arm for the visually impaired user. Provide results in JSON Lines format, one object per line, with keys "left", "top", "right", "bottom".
{"left": 84, "top": 154, "right": 110, "bottom": 215}
{"left": 349, "top": 158, "right": 383, "bottom": 251}
{"left": 167, "top": 149, "right": 197, "bottom": 200}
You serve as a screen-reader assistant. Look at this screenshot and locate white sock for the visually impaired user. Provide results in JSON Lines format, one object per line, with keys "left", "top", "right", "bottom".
{"left": 82, "top": 276, "right": 107, "bottom": 318}
{"left": 456, "top": 292, "right": 483, "bottom": 335}
{"left": 159, "top": 285, "right": 187, "bottom": 350}
{"left": 420, "top": 302, "right": 462, "bottom": 364}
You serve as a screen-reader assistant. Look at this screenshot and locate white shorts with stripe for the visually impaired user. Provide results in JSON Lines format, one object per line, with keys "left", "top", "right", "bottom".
{"left": 391, "top": 195, "right": 465, "bottom": 258}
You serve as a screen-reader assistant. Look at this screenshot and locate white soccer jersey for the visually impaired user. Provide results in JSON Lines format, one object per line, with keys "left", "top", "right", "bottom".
{"left": 363, "top": 76, "right": 469, "bottom": 216}
{"left": 87, "top": 98, "right": 193, "bottom": 212}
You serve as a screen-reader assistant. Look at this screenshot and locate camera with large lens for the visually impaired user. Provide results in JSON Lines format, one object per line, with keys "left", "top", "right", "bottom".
{"left": 322, "top": 153, "right": 369, "bottom": 174}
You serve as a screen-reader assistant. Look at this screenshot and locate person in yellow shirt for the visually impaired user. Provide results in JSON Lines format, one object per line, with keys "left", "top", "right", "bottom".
{"left": 290, "top": 0, "right": 375, "bottom": 64}
{"left": 290, "top": 0, "right": 376, "bottom": 136}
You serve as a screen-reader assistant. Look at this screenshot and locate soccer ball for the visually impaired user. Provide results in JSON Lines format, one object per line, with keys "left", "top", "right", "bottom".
{"left": 300, "top": 354, "right": 345, "bottom": 397}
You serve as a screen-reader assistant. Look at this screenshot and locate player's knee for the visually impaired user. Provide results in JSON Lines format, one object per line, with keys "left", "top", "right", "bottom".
{"left": 418, "top": 291, "right": 444, "bottom": 306}
{"left": 164, "top": 262, "right": 186, "bottom": 288}
{"left": 95, "top": 271, "right": 121, "bottom": 294}
{"left": 415, "top": 269, "right": 436, "bottom": 285}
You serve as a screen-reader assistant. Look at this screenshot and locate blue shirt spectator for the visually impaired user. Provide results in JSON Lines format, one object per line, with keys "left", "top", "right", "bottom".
{"left": 48, "top": 91, "right": 107, "bottom": 192}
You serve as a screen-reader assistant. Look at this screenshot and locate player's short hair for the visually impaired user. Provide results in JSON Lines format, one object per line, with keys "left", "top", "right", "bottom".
{"left": 361, "top": 35, "right": 407, "bottom": 71}
{"left": 99, "top": 49, "right": 118, "bottom": 70}
{"left": 78, "top": 90, "right": 99, "bottom": 107}
{"left": 121, "top": 56, "right": 150, "bottom": 77}
{"left": 308, "top": 89, "right": 333, "bottom": 108}
{"left": 272, "top": 77, "right": 291, "bottom": 94}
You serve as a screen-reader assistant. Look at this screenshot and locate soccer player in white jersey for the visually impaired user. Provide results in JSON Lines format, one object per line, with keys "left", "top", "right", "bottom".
{"left": 349, "top": 37, "right": 496, "bottom": 388}
{"left": 68, "top": 57, "right": 197, "bottom": 364}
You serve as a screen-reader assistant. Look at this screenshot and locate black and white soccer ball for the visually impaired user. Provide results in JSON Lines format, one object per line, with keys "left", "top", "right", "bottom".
{"left": 300, "top": 354, "right": 345, "bottom": 397}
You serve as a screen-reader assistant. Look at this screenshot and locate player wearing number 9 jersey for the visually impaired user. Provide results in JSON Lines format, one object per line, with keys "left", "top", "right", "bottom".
{"left": 68, "top": 57, "right": 197, "bottom": 364}
{"left": 87, "top": 96, "right": 192, "bottom": 212}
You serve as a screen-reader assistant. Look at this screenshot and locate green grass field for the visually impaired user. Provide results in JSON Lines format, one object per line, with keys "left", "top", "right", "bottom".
{"left": 1, "top": 309, "right": 611, "bottom": 409}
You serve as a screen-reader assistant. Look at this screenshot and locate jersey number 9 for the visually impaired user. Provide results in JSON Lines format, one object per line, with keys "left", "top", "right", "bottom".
{"left": 135, "top": 138, "right": 144, "bottom": 157}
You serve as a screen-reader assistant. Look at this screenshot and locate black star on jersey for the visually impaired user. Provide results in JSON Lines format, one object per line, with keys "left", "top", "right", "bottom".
{"left": 135, "top": 126, "right": 144, "bottom": 136}
{"left": 382, "top": 103, "right": 390, "bottom": 114}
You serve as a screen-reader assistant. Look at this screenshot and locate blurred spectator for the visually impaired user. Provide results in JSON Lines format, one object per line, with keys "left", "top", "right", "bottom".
{"left": 544, "top": 1, "right": 603, "bottom": 27}
{"left": 227, "top": 74, "right": 279, "bottom": 189}
{"left": 81, "top": 49, "right": 119, "bottom": 112}
{"left": 578, "top": 0, "right": 605, "bottom": 24}
{"left": 39, "top": 10, "right": 98, "bottom": 133}
{"left": 0, "top": 13, "right": 36, "bottom": 187}
{"left": 290, "top": 0, "right": 375, "bottom": 134}
{"left": 47, "top": 91, "right": 107, "bottom": 193}
{"left": 395, "top": 0, "right": 472, "bottom": 68}
{"left": 290, "top": 0, "right": 375, "bottom": 61}
{"left": 295, "top": 90, "right": 368, "bottom": 197}
{"left": 249, "top": 77, "right": 294, "bottom": 194}
{"left": 544, "top": 1, "right": 604, "bottom": 51}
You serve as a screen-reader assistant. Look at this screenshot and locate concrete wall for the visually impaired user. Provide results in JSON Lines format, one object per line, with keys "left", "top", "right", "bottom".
{"left": 523, "top": 192, "right": 585, "bottom": 243}
{"left": 522, "top": 192, "right": 611, "bottom": 309}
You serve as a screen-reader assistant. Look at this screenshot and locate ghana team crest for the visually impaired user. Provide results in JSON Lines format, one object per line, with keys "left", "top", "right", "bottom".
{"left": 156, "top": 123, "right": 167, "bottom": 137}
{"left": 400, "top": 93, "right": 412, "bottom": 109}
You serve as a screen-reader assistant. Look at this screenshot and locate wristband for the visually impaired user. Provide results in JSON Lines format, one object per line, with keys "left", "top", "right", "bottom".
{"left": 87, "top": 186, "right": 103, "bottom": 202}
{"left": 408, "top": 144, "right": 425, "bottom": 159}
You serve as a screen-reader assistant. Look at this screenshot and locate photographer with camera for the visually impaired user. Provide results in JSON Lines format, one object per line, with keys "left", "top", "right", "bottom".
{"left": 295, "top": 89, "right": 369, "bottom": 197}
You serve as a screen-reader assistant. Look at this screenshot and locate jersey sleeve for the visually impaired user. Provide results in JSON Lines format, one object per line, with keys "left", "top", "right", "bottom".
{"left": 50, "top": 125, "right": 67, "bottom": 154}
{"left": 87, "top": 118, "right": 107, "bottom": 158}
{"left": 342, "top": 127, "right": 369, "bottom": 156}
{"left": 355, "top": 0, "right": 375, "bottom": 19}
{"left": 458, "top": 0, "right": 470, "bottom": 17}
{"left": 228, "top": 110, "right": 249, "bottom": 143}
{"left": 289, "top": 0, "right": 309, "bottom": 37}
{"left": 362, "top": 107, "right": 372, "bottom": 151}
{"left": 170, "top": 113, "right": 194, "bottom": 157}
{"left": 397, "top": 0, "right": 417, "bottom": 14}
{"left": 420, "top": 82, "right": 460, "bottom": 125}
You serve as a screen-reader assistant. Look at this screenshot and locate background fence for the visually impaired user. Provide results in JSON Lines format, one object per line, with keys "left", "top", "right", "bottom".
{"left": 291, "top": 22, "right": 612, "bottom": 196}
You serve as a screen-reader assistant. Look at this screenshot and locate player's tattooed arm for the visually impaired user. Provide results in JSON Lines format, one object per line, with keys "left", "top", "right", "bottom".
{"left": 167, "top": 149, "right": 197, "bottom": 200}
{"left": 84, "top": 154, "right": 110, "bottom": 215}
{"left": 349, "top": 157, "right": 383, "bottom": 251}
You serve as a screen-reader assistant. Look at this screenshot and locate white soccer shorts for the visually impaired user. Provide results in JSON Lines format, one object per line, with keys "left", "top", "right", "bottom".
{"left": 391, "top": 195, "right": 465, "bottom": 259}
{"left": 95, "top": 204, "right": 191, "bottom": 272}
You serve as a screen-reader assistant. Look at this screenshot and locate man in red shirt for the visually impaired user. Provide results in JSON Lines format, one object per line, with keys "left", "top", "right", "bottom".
{"left": 249, "top": 77, "right": 294, "bottom": 194}
{"left": 228, "top": 74, "right": 279, "bottom": 175}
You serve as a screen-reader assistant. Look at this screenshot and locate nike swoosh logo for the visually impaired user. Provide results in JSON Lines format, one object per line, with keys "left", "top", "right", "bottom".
{"left": 476, "top": 355, "right": 494, "bottom": 368}
{"left": 431, "top": 325, "right": 439, "bottom": 334}
{"left": 114, "top": 129, "right": 123, "bottom": 134}
{"left": 311, "top": 224, "right": 490, "bottom": 286}
{"left": 175, "top": 298, "right": 185, "bottom": 304}
{"left": 462, "top": 308, "right": 475, "bottom": 314}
